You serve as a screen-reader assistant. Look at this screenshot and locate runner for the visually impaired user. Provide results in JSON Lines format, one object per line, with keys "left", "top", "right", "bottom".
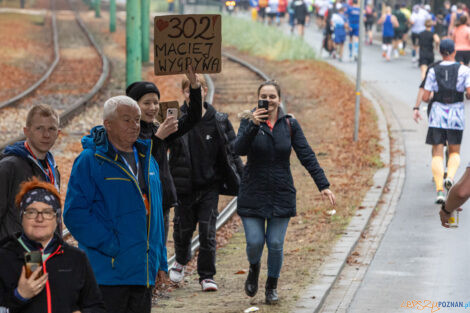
{"left": 292, "top": 0, "right": 309, "bottom": 37}
{"left": 414, "top": 39, "right": 470, "bottom": 204}
{"left": 393, "top": 4, "right": 407, "bottom": 57}
{"left": 346, "top": 0, "right": 360, "bottom": 61}
{"left": 332, "top": 6, "right": 348, "bottom": 61}
{"left": 400, "top": 3, "right": 411, "bottom": 52}
{"left": 410, "top": 4, "right": 431, "bottom": 63}
{"left": 377, "top": 6, "right": 399, "bottom": 62}
{"left": 448, "top": 3, "right": 469, "bottom": 36}
{"left": 364, "top": 3, "right": 376, "bottom": 45}
{"left": 418, "top": 19, "right": 440, "bottom": 80}
{"left": 267, "top": 0, "right": 279, "bottom": 25}
{"left": 453, "top": 15, "right": 470, "bottom": 65}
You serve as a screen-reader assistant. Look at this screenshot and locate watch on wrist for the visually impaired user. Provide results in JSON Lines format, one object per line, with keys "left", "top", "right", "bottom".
{"left": 413, "top": 107, "right": 420, "bottom": 111}
{"left": 441, "top": 202, "right": 451, "bottom": 214}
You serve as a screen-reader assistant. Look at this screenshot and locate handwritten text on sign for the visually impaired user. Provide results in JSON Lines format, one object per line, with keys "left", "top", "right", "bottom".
{"left": 154, "top": 14, "right": 222, "bottom": 75}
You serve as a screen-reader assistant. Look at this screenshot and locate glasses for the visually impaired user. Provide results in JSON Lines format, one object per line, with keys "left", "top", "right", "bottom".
{"left": 24, "top": 209, "right": 57, "bottom": 220}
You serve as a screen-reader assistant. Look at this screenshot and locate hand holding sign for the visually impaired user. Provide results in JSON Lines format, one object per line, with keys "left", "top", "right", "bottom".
{"left": 154, "top": 14, "right": 222, "bottom": 75}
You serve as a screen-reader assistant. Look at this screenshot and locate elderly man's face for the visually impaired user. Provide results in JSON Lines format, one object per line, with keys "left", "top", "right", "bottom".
{"left": 105, "top": 105, "right": 141, "bottom": 151}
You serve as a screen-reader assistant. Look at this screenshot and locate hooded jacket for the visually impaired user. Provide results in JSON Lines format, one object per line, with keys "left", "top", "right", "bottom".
{"left": 169, "top": 102, "right": 244, "bottom": 196}
{"left": 0, "top": 233, "right": 106, "bottom": 313}
{"left": 234, "top": 108, "right": 330, "bottom": 219}
{"left": 0, "top": 142, "right": 60, "bottom": 241}
{"left": 63, "top": 126, "right": 167, "bottom": 287}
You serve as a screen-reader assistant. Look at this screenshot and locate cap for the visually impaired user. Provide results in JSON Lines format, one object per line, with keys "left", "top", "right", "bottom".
{"left": 439, "top": 39, "right": 455, "bottom": 55}
{"left": 424, "top": 4, "right": 431, "bottom": 11}
{"left": 126, "top": 81, "right": 160, "bottom": 101}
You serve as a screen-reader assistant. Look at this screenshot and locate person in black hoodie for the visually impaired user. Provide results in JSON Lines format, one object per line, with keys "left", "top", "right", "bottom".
{"left": 168, "top": 75, "right": 243, "bottom": 292}
{"left": 0, "top": 104, "right": 61, "bottom": 241}
{"left": 0, "top": 178, "right": 105, "bottom": 313}
{"left": 234, "top": 80, "right": 336, "bottom": 304}
{"left": 125, "top": 68, "right": 202, "bottom": 244}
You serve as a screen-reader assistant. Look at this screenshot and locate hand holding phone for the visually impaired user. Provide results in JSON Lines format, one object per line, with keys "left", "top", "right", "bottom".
{"left": 256, "top": 100, "right": 269, "bottom": 122}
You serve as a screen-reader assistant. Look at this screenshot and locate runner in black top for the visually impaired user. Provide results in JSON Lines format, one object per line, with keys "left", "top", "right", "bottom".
{"left": 418, "top": 19, "right": 440, "bottom": 80}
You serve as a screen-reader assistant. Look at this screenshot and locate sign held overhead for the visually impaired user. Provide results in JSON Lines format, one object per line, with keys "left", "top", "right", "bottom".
{"left": 154, "top": 14, "right": 222, "bottom": 76}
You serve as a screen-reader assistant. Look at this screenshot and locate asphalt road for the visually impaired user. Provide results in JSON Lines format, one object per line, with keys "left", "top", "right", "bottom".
{"left": 297, "top": 24, "right": 470, "bottom": 312}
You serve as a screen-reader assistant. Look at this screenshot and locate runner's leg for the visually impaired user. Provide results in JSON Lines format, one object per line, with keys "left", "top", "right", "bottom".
{"left": 432, "top": 144, "right": 445, "bottom": 192}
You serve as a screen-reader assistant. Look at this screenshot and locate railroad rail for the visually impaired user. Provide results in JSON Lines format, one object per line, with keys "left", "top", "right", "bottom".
{"left": 0, "top": 0, "right": 110, "bottom": 152}
{"left": 0, "top": 2, "right": 60, "bottom": 110}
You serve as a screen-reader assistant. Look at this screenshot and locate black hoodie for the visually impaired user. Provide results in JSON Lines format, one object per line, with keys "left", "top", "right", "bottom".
{"left": 0, "top": 142, "right": 60, "bottom": 241}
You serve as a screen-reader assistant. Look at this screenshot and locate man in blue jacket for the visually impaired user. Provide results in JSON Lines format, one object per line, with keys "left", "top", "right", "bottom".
{"left": 64, "top": 95, "right": 167, "bottom": 313}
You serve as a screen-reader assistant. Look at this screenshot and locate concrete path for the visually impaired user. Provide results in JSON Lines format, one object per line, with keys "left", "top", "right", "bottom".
{"left": 295, "top": 22, "right": 470, "bottom": 313}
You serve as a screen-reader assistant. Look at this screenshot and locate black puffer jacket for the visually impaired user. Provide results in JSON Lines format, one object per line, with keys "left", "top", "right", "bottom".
{"left": 0, "top": 234, "right": 105, "bottom": 313}
{"left": 169, "top": 102, "right": 244, "bottom": 196}
{"left": 234, "top": 109, "right": 330, "bottom": 218}
{"left": 0, "top": 142, "right": 60, "bottom": 241}
{"left": 139, "top": 86, "right": 202, "bottom": 211}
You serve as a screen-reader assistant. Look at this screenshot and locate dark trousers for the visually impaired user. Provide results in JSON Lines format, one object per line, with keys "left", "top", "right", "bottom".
{"left": 163, "top": 207, "right": 170, "bottom": 244}
{"left": 99, "top": 285, "right": 152, "bottom": 313}
{"left": 173, "top": 187, "right": 219, "bottom": 282}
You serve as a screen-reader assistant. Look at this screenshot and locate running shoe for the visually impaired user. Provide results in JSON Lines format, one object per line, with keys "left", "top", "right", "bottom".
{"left": 201, "top": 279, "right": 218, "bottom": 292}
{"left": 435, "top": 190, "right": 445, "bottom": 204}
{"left": 169, "top": 261, "right": 185, "bottom": 283}
{"left": 444, "top": 178, "right": 454, "bottom": 191}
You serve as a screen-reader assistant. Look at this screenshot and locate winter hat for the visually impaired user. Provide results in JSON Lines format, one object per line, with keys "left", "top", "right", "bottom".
{"left": 16, "top": 177, "right": 61, "bottom": 221}
{"left": 126, "top": 81, "right": 160, "bottom": 102}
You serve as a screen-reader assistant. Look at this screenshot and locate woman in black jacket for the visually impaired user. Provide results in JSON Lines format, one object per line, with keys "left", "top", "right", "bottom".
{"left": 125, "top": 69, "right": 202, "bottom": 244}
{"left": 234, "top": 80, "right": 336, "bottom": 304}
{"left": 0, "top": 178, "right": 105, "bottom": 313}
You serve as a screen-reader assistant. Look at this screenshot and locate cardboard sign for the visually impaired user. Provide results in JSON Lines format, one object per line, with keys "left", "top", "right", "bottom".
{"left": 154, "top": 14, "right": 222, "bottom": 76}
{"left": 157, "top": 100, "right": 180, "bottom": 123}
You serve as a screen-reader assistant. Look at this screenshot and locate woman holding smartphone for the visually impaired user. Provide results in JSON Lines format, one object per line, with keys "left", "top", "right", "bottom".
{"left": 0, "top": 178, "right": 105, "bottom": 313}
{"left": 234, "top": 80, "right": 336, "bottom": 304}
{"left": 125, "top": 67, "right": 202, "bottom": 246}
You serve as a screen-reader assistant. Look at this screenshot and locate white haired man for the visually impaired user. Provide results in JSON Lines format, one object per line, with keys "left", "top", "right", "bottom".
{"left": 64, "top": 96, "right": 167, "bottom": 313}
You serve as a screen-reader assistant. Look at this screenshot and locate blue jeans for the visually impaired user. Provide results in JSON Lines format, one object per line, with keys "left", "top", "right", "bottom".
{"left": 241, "top": 216, "right": 290, "bottom": 278}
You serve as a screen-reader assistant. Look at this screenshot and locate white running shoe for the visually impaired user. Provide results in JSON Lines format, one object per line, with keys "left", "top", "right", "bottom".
{"left": 201, "top": 279, "right": 218, "bottom": 292}
{"left": 169, "top": 262, "right": 185, "bottom": 283}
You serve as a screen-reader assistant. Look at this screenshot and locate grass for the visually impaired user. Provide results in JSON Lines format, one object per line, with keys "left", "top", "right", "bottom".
{"left": 222, "top": 15, "right": 316, "bottom": 61}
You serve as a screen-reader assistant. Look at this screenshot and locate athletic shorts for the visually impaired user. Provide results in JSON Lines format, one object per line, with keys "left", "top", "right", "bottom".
{"left": 426, "top": 127, "right": 463, "bottom": 145}
{"left": 419, "top": 54, "right": 434, "bottom": 66}
{"left": 394, "top": 29, "right": 403, "bottom": 39}
{"left": 383, "top": 36, "right": 393, "bottom": 44}
{"left": 279, "top": 12, "right": 286, "bottom": 18}
{"left": 296, "top": 18, "right": 306, "bottom": 25}
{"left": 365, "top": 21, "right": 373, "bottom": 31}
{"left": 349, "top": 25, "right": 359, "bottom": 37}
{"left": 456, "top": 50, "right": 470, "bottom": 66}
{"left": 258, "top": 7, "right": 266, "bottom": 18}
{"left": 411, "top": 32, "right": 419, "bottom": 46}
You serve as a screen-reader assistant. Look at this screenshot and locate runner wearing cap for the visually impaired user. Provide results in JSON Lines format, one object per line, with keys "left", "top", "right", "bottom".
{"left": 415, "top": 39, "right": 470, "bottom": 203}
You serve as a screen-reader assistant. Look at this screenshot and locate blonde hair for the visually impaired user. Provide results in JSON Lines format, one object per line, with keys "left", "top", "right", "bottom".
{"left": 181, "top": 75, "right": 207, "bottom": 90}
{"left": 26, "top": 104, "right": 59, "bottom": 127}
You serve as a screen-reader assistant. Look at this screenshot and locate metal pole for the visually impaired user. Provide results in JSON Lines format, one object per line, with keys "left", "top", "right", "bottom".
{"left": 353, "top": 0, "right": 365, "bottom": 142}
{"left": 110, "top": 0, "right": 116, "bottom": 32}
{"left": 94, "top": 0, "right": 101, "bottom": 17}
{"left": 126, "top": 0, "right": 142, "bottom": 86}
{"left": 141, "top": 0, "right": 150, "bottom": 62}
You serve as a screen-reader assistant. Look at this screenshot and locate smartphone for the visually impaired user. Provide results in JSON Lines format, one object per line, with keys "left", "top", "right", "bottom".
{"left": 167, "top": 108, "right": 178, "bottom": 119}
{"left": 157, "top": 100, "right": 179, "bottom": 123}
{"left": 258, "top": 100, "right": 269, "bottom": 121}
{"left": 258, "top": 99, "right": 269, "bottom": 110}
{"left": 24, "top": 251, "right": 43, "bottom": 278}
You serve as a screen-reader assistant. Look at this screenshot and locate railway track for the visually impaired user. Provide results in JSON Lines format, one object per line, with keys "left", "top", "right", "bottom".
{"left": 0, "top": 0, "right": 109, "bottom": 151}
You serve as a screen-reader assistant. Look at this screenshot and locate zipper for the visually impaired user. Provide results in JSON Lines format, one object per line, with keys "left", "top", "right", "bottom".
{"left": 146, "top": 140, "right": 152, "bottom": 288}
{"left": 43, "top": 245, "right": 63, "bottom": 313}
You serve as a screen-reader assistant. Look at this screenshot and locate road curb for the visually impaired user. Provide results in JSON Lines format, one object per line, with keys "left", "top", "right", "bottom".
{"left": 294, "top": 64, "right": 405, "bottom": 312}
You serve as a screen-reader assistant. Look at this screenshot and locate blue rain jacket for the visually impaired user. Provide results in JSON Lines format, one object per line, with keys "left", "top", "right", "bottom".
{"left": 64, "top": 126, "right": 167, "bottom": 286}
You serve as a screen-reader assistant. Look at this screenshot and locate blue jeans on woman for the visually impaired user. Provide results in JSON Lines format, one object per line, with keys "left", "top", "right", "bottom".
{"left": 241, "top": 216, "right": 290, "bottom": 278}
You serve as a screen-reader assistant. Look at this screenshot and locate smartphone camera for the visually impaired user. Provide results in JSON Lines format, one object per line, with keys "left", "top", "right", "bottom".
{"left": 166, "top": 108, "right": 178, "bottom": 118}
